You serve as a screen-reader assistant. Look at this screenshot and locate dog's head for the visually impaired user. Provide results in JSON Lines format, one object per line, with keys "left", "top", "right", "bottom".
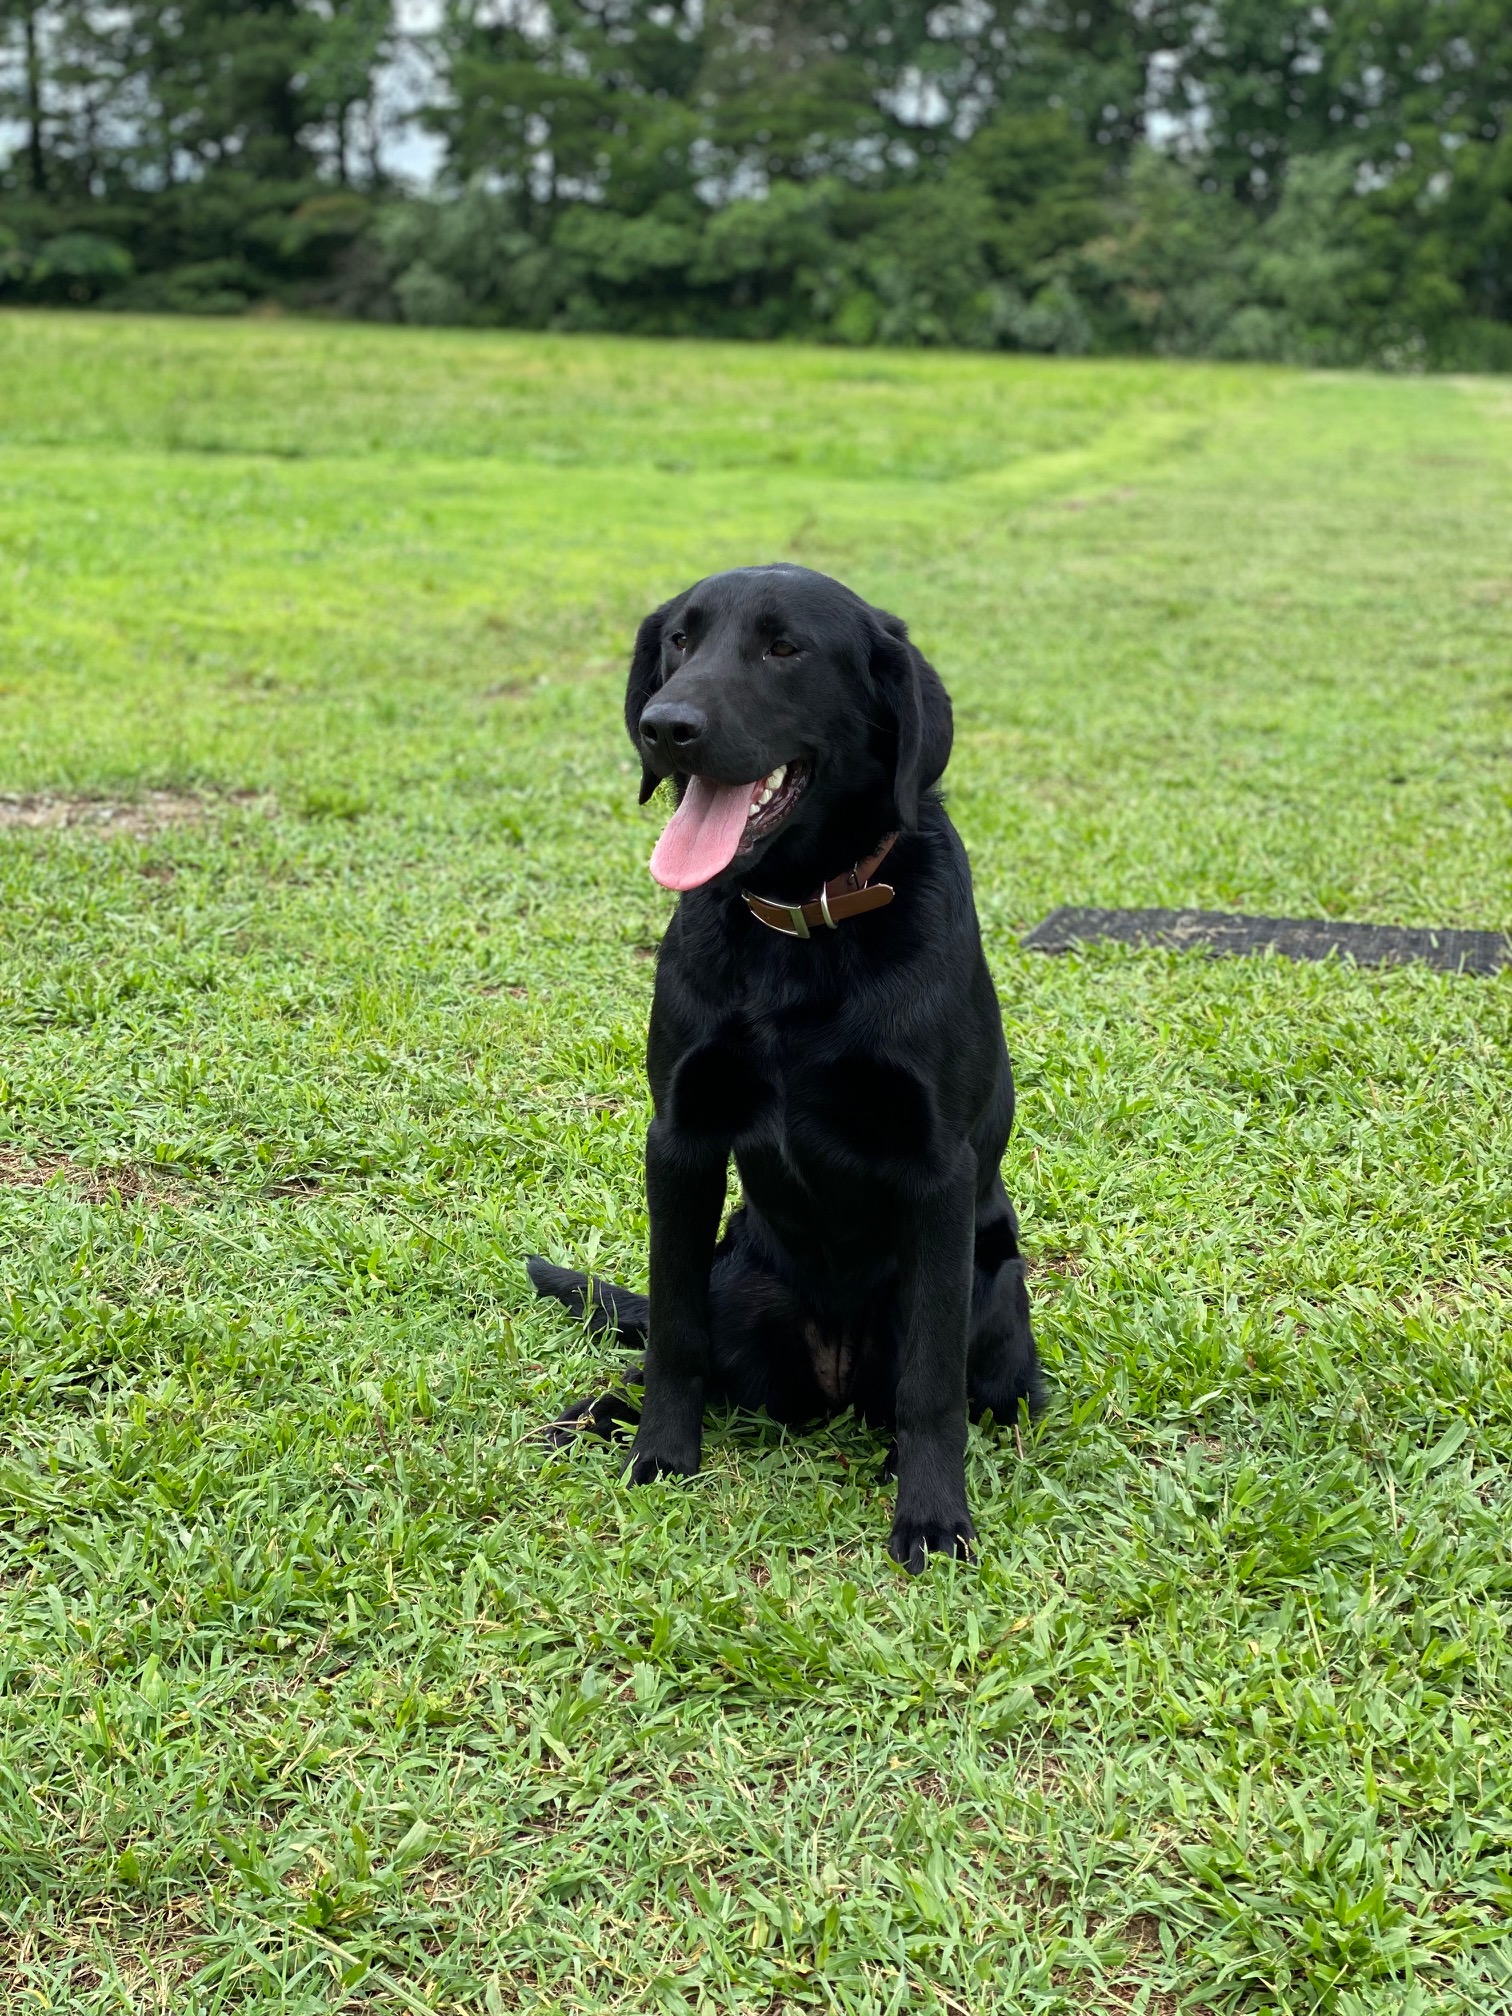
{"left": 625, "top": 564, "right": 952, "bottom": 891}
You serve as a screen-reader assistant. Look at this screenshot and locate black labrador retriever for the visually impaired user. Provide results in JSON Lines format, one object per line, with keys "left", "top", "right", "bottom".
{"left": 528, "top": 563, "right": 1040, "bottom": 1570}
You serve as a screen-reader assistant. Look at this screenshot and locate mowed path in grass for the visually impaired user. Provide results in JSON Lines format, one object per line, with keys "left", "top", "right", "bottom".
{"left": 0, "top": 313, "right": 1509, "bottom": 2013}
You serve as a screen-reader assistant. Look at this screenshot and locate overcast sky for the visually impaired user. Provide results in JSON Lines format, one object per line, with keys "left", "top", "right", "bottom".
{"left": 381, "top": 0, "right": 446, "bottom": 187}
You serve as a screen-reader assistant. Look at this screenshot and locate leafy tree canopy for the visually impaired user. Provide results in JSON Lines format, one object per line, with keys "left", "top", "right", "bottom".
{"left": 0, "top": 0, "right": 1507, "bottom": 363}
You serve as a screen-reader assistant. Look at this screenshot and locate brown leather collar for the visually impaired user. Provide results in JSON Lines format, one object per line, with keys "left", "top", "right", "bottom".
{"left": 742, "top": 834, "right": 899, "bottom": 939}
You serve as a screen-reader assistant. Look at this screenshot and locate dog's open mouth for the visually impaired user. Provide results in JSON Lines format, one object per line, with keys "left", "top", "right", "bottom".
{"left": 738, "top": 761, "right": 807, "bottom": 851}
{"left": 648, "top": 762, "right": 808, "bottom": 892}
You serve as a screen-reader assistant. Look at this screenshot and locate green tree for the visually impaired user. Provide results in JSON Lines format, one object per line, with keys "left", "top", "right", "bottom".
{"left": 304, "top": 0, "right": 393, "bottom": 188}
{"left": 2, "top": 0, "right": 1509, "bottom": 362}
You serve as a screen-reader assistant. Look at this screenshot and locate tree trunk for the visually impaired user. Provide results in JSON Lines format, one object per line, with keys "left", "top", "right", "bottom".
{"left": 365, "top": 95, "right": 382, "bottom": 188}
{"left": 23, "top": 5, "right": 46, "bottom": 192}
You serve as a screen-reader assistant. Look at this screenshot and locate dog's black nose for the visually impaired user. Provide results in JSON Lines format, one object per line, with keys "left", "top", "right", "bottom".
{"left": 638, "top": 699, "right": 707, "bottom": 764}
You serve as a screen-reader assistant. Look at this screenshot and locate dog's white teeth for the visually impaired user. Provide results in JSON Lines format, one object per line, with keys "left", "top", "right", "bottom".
{"left": 748, "top": 767, "right": 786, "bottom": 818}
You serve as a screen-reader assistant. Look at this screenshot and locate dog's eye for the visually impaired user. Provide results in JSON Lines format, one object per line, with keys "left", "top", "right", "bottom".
{"left": 768, "top": 638, "right": 799, "bottom": 659}
{"left": 668, "top": 632, "right": 687, "bottom": 650}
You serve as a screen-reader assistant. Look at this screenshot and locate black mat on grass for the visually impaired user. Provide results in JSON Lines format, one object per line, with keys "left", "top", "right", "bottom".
{"left": 1020, "top": 906, "right": 1509, "bottom": 976}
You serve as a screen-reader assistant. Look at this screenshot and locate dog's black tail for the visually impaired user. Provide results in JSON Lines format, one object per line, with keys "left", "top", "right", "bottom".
{"left": 525, "top": 1255, "right": 649, "bottom": 1343}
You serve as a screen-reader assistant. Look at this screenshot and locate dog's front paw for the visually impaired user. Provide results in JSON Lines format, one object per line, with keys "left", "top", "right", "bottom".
{"left": 625, "top": 1430, "right": 701, "bottom": 1483}
{"left": 887, "top": 1507, "right": 976, "bottom": 1575}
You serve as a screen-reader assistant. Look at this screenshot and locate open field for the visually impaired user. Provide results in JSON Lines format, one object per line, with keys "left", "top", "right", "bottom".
{"left": 1, "top": 312, "right": 1510, "bottom": 2013}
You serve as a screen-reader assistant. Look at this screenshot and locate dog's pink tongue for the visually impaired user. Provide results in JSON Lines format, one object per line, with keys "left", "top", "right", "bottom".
{"left": 649, "top": 775, "right": 761, "bottom": 891}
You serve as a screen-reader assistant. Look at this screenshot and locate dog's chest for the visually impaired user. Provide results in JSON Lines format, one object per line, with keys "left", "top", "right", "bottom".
{"left": 749, "top": 1014, "right": 841, "bottom": 1138}
{"left": 733, "top": 1014, "right": 913, "bottom": 1210}
{"left": 666, "top": 964, "right": 931, "bottom": 1185}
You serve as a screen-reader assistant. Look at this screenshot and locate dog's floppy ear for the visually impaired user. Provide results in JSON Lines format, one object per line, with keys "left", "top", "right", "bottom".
{"left": 625, "top": 599, "right": 675, "bottom": 804}
{"left": 870, "top": 613, "right": 953, "bottom": 830}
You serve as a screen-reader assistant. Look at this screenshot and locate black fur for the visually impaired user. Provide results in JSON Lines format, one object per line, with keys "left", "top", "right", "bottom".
{"left": 529, "top": 563, "right": 1041, "bottom": 1571}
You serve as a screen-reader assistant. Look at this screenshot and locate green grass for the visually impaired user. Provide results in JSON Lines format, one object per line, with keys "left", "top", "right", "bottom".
{"left": 0, "top": 310, "right": 1509, "bottom": 2015}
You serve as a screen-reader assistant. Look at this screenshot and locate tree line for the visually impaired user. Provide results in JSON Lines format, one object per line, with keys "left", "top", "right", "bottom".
{"left": 2, "top": 1, "right": 1509, "bottom": 368}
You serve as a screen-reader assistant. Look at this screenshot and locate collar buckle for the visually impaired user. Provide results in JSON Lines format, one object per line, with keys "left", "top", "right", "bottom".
{"left": 742, "top": 833, "right": 900, "bottom": 941}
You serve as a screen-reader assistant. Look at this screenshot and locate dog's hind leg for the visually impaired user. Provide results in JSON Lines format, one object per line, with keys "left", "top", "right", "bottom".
{"left": 526, "top": 1255, "right": 648, "bottom": 1445}
{"left": 967, "top": 1184, "right": 1044, "bottom": 1427}
{"left": 541, "top": 1387, "right": 643, "bottom": 1447}
{"left": 706, "top": 1241, "right": 824, "bottom": 1424}
{"left": 528, "top": 1226, "right": 823, "bottom": 1445}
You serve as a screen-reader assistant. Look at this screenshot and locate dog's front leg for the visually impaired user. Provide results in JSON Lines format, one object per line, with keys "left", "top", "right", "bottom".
{"left": 889, "top": 1152, "right": 976, "bottom": 1572}
{"left": 627, "top": 1117, "right": 725, "bottom": 1483}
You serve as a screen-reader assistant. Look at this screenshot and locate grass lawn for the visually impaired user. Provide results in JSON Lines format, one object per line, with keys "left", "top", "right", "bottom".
{"left": 1, "top": 311, "right": 1510, "bottom": 2015}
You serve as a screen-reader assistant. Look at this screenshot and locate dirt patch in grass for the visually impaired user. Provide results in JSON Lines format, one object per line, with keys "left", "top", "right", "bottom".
{"left": 1031, "top": 1251, "right": 1086, "bottom": 1303}
{"left": 0, "top": 1147, "right": 173, "bottom": 1205}
{"left": 0, "top": 789, "right": 275, "bottom": 834}
{"left": 1104, "top": 1913, "right": 1179, "bottom": 2014}
{"left": 1011, "top": 1741, "right": 1065, "bottom": 1801}
{"left": 1401, "top": 1265, "right": 1512, "bottom": 1319}
{"left": 0, "top": 1895, "right": 207, "bottom": 2009}
{"left": 1031, "top": 1250, "right": 1085, "bottom": 1277}
{"left": 1057, "top": 1913, "right": 1190, "bottom": 2016}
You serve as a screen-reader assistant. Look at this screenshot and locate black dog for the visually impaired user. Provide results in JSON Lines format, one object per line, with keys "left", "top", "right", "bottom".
{"left": 528, "top": 564, "right": 1040, "bottom": 1570}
